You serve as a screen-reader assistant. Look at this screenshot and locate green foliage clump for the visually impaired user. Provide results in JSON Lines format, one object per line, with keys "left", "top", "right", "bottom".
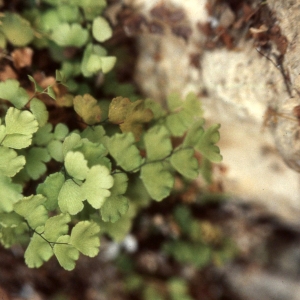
{"left": 120, "top": 266, "right": 193, "bottom": 300}
{"left": 0, "top": 0, "right": 116, "bottom": 86}
{"left": 0, "top": 72, "right": 222, "bottom": 270}
{"left": 116, "top": 203, "right": 236, "bottom": 300}
{"left": 163, "top": 205, "right": 236, "bottom": 268}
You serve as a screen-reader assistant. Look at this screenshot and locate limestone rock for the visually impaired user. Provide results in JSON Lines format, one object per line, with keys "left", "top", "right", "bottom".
{"left": 121, "top": 0, "right": 300, "bottom": 221}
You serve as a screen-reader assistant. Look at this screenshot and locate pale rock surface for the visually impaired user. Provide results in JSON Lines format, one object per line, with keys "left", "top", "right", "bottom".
{"left": 123, "top": 0, "right": 300, "bottom": 222}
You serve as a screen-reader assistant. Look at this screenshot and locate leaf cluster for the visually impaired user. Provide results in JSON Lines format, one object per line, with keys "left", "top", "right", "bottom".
{"left": 0, "top": 73, "right": 222, "bottom": 271}
{"left": 0, "top": 0, "right": 116, "bottom": 90}
{"left": 163, "top": 205, "right": 237, "bottom": 268}
{"left": 117, "top": 254, "right": 193, "bottom": 300}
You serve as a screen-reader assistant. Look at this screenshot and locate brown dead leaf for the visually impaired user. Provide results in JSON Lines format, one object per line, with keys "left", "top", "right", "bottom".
{"left": 56, "top": 93, "right": 74, "bottom": 107}
{"left": 0, "top": 286, "right": 10, "bottom": 300}
{"left": 0, "top": 64, "right": 17, "bottom": 81}
{"left": 119, "top": 100, "right": 154, "bottom": 140}
{"left": 73, "top": 94, "right": 102, "bottom": 125}
{"left": 108, "top": 97, "right": 154, "bottom": 140}
{"left": 108, "top": 96, "right": 131, "bottom": 124}
{"left": 33, "top": 72, "right": 56, "bottom": 89}
{"left": 11, "top": 47, "right": 33, "bottom": 69}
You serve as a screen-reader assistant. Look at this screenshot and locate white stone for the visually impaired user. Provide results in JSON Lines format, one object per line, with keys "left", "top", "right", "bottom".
{"left": 127, "top": 0, "right": 300, "bottom": 221}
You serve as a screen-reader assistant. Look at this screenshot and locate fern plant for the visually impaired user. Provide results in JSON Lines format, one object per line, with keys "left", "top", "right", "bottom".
{"left": 0, "top": 72, "right": 222, "bottom": 270}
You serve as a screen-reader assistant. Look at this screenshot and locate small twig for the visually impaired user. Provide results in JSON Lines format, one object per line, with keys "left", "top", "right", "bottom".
{"left": 256, "top": 47, "right": 292, "bottom": 97}
{"left": 25, "top": 221, "right": 70, "bottom": 249}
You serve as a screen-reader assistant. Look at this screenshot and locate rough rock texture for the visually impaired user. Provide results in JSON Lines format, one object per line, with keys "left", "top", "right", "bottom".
{"left": 121, "top": 0, "right": 300, "bottom": 222}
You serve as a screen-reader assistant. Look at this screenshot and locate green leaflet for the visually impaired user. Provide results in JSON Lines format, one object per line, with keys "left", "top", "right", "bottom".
{"left": 34, "top": 8, "right": 60, "bottom": 43}
{"left": 30, "top": 98, "right": 49, "bottom": 127}
{"left": 2, "top": 108, "right": 39, "bottom": 149}
{"left": 47, "top": 139, "right": 64, "bottom": 162}
{"left": 183, "top": 121, "right": 222, "bottom": 162}
{"left": 81, "top": 43, "right": 115, "bottom": 77}
{"left": 33, "top": 123, "right": 53, "bottom": 146}
{"left": 46, "top": 86, "right": 56, "bottom": 100}
{"left": 110, "top": 173, "right": 128, "bottom": 195}
{"left": 55, "top": 70, "right": 68, "bottom": 86}
{"left": 64, "top": 151, "right": 89, "bottom": 181}
{"left": 43, "top": 217, "right": 79, "bottom": 269}
{"left": 58, "top": 164, "right": 113, "bottom": 214}
{"left": 46, "top": 123, "right": 69, "bottom": 162}
{"left": 51, "top": 23, "right": 89, "bottom": 47}
{"left": 100, "top": 57, "right": 117, "bottom": 74}
{"left": 195, "top": 124, "right": 222, "bottom": 163}
{"left": 100, "top": 195, "right": 128, "bottom": 223}
{"left": 0, "top": 223, "right": 28, "bottom": 248}
{"left": 106, "top": 132, "right": 143, "bottom": 172}
{"left": 144, "top": 98, "right": 166, "bottom": 120}
{"left": 53, "top": 123, "right": 69, "bottom": 140}
{"left": 43, "top": 214, "right": 71, "bottom": 242}
{"left": 12, "top": 168, "right": 30, "bottom": 186}
{"left": 140, "top": 162, "right": 174, "bottom": 201}
{"left": 125, "top": 176, "right": 151, "bottom": 209}
{"left": 81, "top": 125, "right": 106, "bottom": 143}
{"left": 14, "top": 195, "right": 48, "bottom": 229}
{"left": 199, "top": 157, "right": 212, "bottom": 183}
{"left": 70, "top": 221, "right": 100, "bottom": 257}
{"left": 166, "top": 92, "right": 182, "bottom": 111}
{"left": 62, "top": 133, "right": 83, "bottom": 157}
{"left": 57, "top": 4, "right": 80, "bottom": 22}
{"left": 0, "top": 79, "right": 29, "bottom": 109}
{"left": 100, "top": 173, "right": 129, "bottom": 222}
{"left": 23, "top": 147, "right": 51, "bottom": 180}
{"left": 73, "top": 94, "right": 102, "bottom": 125}
{"left": 0, "top": 123, "right": 5, "bottom": 144}
{"left": 183, "top": 120, "right": 205, "bottom": 148}
{"left": 85, "top": 54, "right": 101, "bottom": 75}
{"left": 184, "top": 92, "right": 203, "bottom": 117}
{"left": 28, "top": 76, "right": 43, "bottom": 93}
{"left": 58, "top": 179, "right": 84, "bottom": 215}
{"left": 74, "top": 0, "right": 106, "bottom": 20}
{"left": 37, "top": 172, "right": 65, "bottom": 210}
{"left": 99, "top": 204, "right": 136, "bottom": 242}
{"left": 143, "top": 125, "right": 172, "bottom": 161}
{"left": 82, "top": 165, "right": 114, "bottom": 209}
{"left": 92, "top": 16, "right": 112, "bottom": 42}
{"left": 1, "top": 12, "right": 34, "bottom": 47}
{"left": 164, "top": 92, "right": 203, "bottom": 137}
{"left": 165, "top": 110, "right": 191, "bottom": 137}
{"left": 0, "top": 32, "right": 5, "bottom": 48}
{"left": 168, "top": 278, "right": 193, "bottom": 300}
{"left": 53, "top": 235, "right": 79, "bottom": 271}
{"left": 170, "top": 148, "right": 199, "bottom": 180}
{"left": 0, "top": 147, "right": 25, "bottom": 177}
{"left": 74, "top": 140, "right": 110, "bottom": 169}
{"left": 0, "top": 175, "right": 22, "bottom": 213}
{"left": 25, "top": 230, "right": 53, "bottom": 268}
{"left": 0, "top": 211, "right": 23, "bottom": 228}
